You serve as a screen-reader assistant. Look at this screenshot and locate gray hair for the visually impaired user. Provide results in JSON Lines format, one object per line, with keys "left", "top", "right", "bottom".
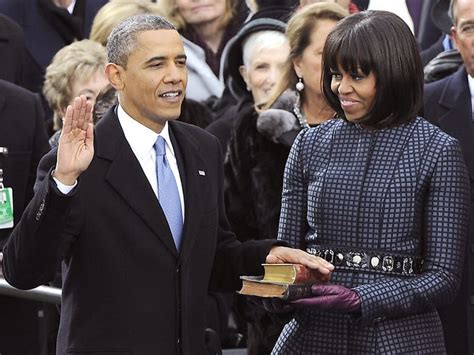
{"left": 242, "top": 30, "right": 288, "bottom": 68}
{"left": 107, "top": 14, "right": 175, "bottom": 68}
{"left": 448, "top": 0, "right": 456, "bottom": 25}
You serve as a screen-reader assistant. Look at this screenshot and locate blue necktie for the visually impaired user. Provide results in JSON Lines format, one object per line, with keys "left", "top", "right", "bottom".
{"left": 155, "top": 136, "right": 183, "bottom": 250}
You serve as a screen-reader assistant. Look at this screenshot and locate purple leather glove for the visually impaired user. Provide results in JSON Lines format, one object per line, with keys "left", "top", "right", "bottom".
{"left": 291, "top": 284, "right": 361, "bottom": 313}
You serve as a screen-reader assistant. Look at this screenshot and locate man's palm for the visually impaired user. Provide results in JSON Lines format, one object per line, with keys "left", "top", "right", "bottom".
{"left": 54, "top": 96, "right": 94, "bottom": 185}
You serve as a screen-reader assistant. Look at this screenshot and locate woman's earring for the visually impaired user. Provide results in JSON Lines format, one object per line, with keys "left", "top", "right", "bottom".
{"left": 296, "top": 77, "right": 304, "bottom": 92}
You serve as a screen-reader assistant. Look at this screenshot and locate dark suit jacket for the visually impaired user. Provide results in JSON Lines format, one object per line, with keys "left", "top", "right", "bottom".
{"left": 424, "top": 66, "right": 474, "bottom": 355}
{"left": 0, "top": 80, "right": 49, "bottom": 355}
{"left": 2, "top": 107, "right": 275, "bottom": 355}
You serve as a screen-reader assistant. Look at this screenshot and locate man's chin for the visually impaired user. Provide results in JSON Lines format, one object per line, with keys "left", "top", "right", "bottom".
{"left": 153, "top": 110, "right": 181, "bottom": 123}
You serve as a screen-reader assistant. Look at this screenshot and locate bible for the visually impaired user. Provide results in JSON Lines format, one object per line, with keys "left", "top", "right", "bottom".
{"left": 238, "top": 263, "right": 321, "bottom": 300}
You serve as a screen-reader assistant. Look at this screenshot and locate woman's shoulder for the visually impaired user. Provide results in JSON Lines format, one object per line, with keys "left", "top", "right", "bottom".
{"left": 410, "top": 116, "right": 459, "bottom": 147}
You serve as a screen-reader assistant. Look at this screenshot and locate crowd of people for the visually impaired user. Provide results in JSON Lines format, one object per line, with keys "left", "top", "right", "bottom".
{"left": 0, "top": 0, "right": 472, "bottom": 354}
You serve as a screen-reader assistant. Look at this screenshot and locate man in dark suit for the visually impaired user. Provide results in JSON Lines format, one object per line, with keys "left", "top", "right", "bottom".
{"left": 423, "top": 0, "right": 474, "bottom": 353}
{"left": 0, "top": 0, "right": 107, "bottom": 93}
{"left": 2, "top": 15, "right": 333, "bottom": 354}
{"left": 0, "top": 14, "right": 28, "bottom": 87}
{"left": 0, "top": 80, "right": 50, "bottom": 354}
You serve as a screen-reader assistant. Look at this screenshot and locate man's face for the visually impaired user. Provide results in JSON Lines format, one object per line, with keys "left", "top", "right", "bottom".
{"left": 112, "top": 29, "right": 188, "bottom": 132}
{"left": 451, "top": 0, "right": 474, "bottom": 76}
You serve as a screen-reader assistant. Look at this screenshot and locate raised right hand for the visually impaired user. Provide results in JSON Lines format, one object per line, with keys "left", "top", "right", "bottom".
{"left": 53, "top": 95, "right": 94, "bottom": 185}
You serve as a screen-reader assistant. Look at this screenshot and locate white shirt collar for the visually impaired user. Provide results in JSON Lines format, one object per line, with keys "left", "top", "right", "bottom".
{"left": 116, "top": 104, "right": 176, "bottom": 161}
{"left": 468, "top": 74, "right": 474, "bottom": 119}
{"left": 468, "top": 74, "right": 474, "bottom": 98}
{"left": 67, "top": 0, "right": 76, "bottom": 14}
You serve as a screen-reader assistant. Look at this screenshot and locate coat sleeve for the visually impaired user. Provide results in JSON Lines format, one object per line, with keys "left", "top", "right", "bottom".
{"left": 355, "top": 138, "right": 470, "bottom": 323}
{"left": 2, "top": 150, "right": 79, "bottom": 289}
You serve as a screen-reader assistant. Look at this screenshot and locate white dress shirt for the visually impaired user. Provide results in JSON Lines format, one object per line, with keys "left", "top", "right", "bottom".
{"left": 54, "top": 104, "right": 185, "bottom": 222}
{"left": 468, "top": 74, "right": 474, "bottom": 123}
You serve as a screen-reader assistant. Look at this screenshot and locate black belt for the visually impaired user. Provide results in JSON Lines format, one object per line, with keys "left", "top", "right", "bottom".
{"left": 306, "top": 246, "right": 423, "bottom": 276}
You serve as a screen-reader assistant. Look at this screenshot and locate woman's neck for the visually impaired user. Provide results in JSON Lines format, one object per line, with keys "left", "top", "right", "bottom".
{"left": 302, "top": 94, "right": 334, "bottom": 125}
{"left": 192, "top": 21, "right": 224, "bottom": 53}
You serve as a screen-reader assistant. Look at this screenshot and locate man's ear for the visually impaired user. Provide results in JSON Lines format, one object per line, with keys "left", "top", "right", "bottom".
{"left": 106, "top": 63, "right": 125, "bottom": 90}
{"left": 451, "top": 26, "right": 459, "bottom": 49}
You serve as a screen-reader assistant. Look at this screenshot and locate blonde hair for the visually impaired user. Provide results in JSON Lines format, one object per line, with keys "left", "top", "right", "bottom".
{"left": 263, "top": 2, "right": 347, "bottom": 109}
{"left": 43, "top": 39, "right": 107, "bottom": 130}
{"left": 158, "top": 0, "right": 235, "bottom": 30}
{"left": 90, "top": 0, "right": 164, "bottom": 46}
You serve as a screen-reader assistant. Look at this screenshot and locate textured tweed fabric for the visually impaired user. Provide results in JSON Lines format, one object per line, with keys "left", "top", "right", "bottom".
{"left": 273, "top": 117, "right": 470, "bottom": 354}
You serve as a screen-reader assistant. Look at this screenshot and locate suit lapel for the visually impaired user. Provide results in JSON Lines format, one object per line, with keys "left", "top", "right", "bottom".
{"left": 437, "top": 67, "right": 474, "bottom": 178}
{"left": 95, "top": 108, "right": 178, "bottom": 257}
{"left": 169, "top": 121, "right": 206, "bottom": 262}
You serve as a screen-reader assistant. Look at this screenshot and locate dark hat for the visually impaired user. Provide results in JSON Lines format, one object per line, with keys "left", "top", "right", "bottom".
{"left": 431, "top": 0, "right": 453, "bottom": 34}
{"left": 220, "top": 17, "right": 287, "bottom": 99}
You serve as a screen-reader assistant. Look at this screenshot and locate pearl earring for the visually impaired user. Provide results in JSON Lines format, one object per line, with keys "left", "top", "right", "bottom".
{"left": 296, "top": 77, "right": 304, "bottom": 92}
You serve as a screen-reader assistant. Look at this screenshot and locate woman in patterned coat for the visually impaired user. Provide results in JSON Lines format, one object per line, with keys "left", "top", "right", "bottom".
{"left": 272, "top": 10, "right": 471, "bottom": 354}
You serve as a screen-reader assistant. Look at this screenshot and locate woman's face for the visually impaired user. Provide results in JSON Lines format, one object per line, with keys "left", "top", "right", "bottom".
{"left": 330, "top": 64, "right": 377, "bottom": 121}
{"left": 292, "top": 19, "right": 338, "bottom": 100}
{"left": 62, "top": 69, "right": 109, "bottom": 117}
{"left": 175, "top": 0, "right": 226, "bottom": 26}
{"left": 240, "top": 44, "right": 290, "bottom": 105}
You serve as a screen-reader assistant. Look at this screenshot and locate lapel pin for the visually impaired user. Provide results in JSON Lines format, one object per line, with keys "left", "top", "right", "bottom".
{"left": 198, "top": 170, "right": 206, "bottom": 176}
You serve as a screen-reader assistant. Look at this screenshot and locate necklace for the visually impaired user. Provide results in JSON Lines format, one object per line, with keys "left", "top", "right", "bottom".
{"left": 293, "top": 91, "right": 310, "bottom": 129}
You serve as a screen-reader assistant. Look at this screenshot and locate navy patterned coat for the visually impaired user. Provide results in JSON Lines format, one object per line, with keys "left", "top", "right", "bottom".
{"left": 273, "top": 117, "right": 470, "bottom": 354}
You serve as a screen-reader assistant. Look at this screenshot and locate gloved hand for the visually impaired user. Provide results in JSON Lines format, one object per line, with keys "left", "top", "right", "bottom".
{"left": 291, "top": 284, "right": 361, "bottom": 313}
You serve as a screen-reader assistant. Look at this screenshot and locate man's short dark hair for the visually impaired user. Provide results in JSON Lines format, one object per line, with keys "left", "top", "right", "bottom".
{"left": 107, "top": 14, "right": 175, "bottom": 68}
{"left": 322, "top": 10, "right": 423, "bottom": 128}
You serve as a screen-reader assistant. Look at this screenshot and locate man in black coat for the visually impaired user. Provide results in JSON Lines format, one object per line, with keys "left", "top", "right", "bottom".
{"left": 423, "top": 0, "right": 474, "bottom": 353}
{"left": 0, "top": 14, "right": 29, "bottom": 87}
{"left": 0, "top": 0, "right": 107, "bottom": 93}
{"left": 0, "top": 80, "right": 50, "bottom": 354}
{"left": 2, "top": 15, "right": 332, "bottom": 354}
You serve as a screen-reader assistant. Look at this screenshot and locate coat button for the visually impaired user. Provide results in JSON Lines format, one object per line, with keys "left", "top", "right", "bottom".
{"left": 35, "top": 198, "right": 46, "bottom": 221}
